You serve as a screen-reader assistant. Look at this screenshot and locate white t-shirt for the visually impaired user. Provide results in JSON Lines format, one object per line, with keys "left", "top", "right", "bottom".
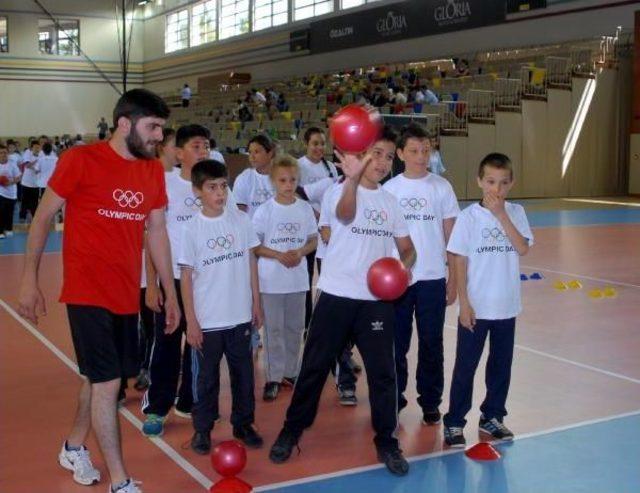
{"left": 233, "top": 168, "right": 275, "bottom": 218}
{"left": 383, "top": 173, "right": 459, "bottom": 283}
{"left": 209, "top": 150, "right": 225, "bottom": 164}
{"left": 164, "top": 168, "right": 239, "bottom": 278}
{"left": 447, "top": 202, "right": 534, "bottom": 320}
{"left": 0, "top": 160, "right": 21, "bottom": 200}
{"left": 20, "top": 149, "right": 39, "bottom": 188}
{"left": 34, "top": 153, "right": 58, "bottom": 188}
{"left": 8, "top": 151, "right": 22, "bottom": 169}
{"left": 298, "top": 155, "right": 338, "bottom": 186}
{"left": 181, "top": 86, "right": 192, "bottom": 100}
{"left": 252, "top": 198, "right": 317, "bottom": 294}
{"left": 317, "top": 183, "right": 409, "bottom": 300}
{"left": 312, "top": 178, "right": 340, "bottom": 259}
{"left": 178, "top": 209, "right": 260, "bottom": 330}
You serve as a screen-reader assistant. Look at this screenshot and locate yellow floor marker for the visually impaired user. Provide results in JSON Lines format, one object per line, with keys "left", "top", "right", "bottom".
{"left": 588, "top": 289, "right": 603, "bottom": 299}
{"left": 554, "top": 281, "right": 568, "bottom": 291}
{"left": 567, "top": 280, "right": 583, "bottom": 290}
{"left": 603, "top": 287, "right": 617, "bottom": 298}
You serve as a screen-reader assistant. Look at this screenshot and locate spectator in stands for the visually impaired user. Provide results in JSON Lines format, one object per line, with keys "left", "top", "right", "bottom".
{"left": 422, "top": 85, "right": 439, "bottom": 105}
{"left": 236, "top": 99, "right": 253, "bottom": 123}
{"left": 277, "top": 94, "right": 289, "bottom": 112}
{"left": 252, "top": 89, "right": 267, "bottom": 106}
{"left": 372, "top": 87, "right": 388, "bottom": 109}
{"left": 454, "top": 59, "right": 470, "bottom": 77}
{"left": 393, "top": 87, "right": 408, "bottom": 114}
{"left": 97, "top": 117, "right": 109, "bottom": 140}
{"left": 181, "top": 84, "right": 192, "bottom": 108}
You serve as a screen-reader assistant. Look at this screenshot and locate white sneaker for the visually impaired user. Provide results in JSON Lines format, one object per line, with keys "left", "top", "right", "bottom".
{"left": 110, "top": 479, "right": 143, "bottom": 493}
{"left": 4, "top": 231, "right": 13, "bottom": 237}
{"left": 58, "top": 442, "right": 101, "bottom": 485}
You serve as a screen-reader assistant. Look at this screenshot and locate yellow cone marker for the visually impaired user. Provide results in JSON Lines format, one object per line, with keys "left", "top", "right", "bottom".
{"left": 567, "top": 280, "right": 583, "bottom": 290}
{"left": 588, "top": 289, "right": 603, "bottom": 299}
{"left": 554, "top": 281, "right": 568, "bottom": 291}
{"left": 603, "top": 287, "right": 617, "bottom": 298}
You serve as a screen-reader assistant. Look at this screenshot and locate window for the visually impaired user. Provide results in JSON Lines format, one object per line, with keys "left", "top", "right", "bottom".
{"left": 219, "top": 0, "right": 249, "bottom": 40}
{"left": 38, "top": 19, "right": 80, "bottom": 56}
{"left": 191, "top": 0, "right": 217, "bottom": 46}
{"left": 341, "top": 0, "right": 381, "bottom": 8}
{"left": 253, "top": 0, "right": 288, "bottom": 31}
{"left": 0, "top": 17, "right": 7, "bottom": 52}
{"left": 165, "top": 8, "right": 189, "bottom": 53}
{"left": 294, "top": 0, "right": 333, "bottom": 21}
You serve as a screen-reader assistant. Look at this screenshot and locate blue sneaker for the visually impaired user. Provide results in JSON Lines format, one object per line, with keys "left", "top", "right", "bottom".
{"left": 142, "top": 414, "right": 165, "bottom": 437}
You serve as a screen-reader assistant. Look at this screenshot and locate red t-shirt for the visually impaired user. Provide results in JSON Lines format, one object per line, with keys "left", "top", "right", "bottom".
{"left": 49, "top": 141, "right": 168, "bottom": 314}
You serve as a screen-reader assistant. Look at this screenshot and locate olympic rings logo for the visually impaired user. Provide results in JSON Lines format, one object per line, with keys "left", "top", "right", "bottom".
{"left": 207, "top": 234, "right": 234, "bottom": 250}
{"left": 277, "top": 222, "right": 301, "bottom": 233}
{"left": 399, "top": 197, "right": 427, "bottom": 211}
{"left": 184, "top": 197, "right": 202, "bottom": 208}
{"left": 112, "top": 189, "right": 144, "bottom": 209}
{"left": 255, "top": 188, "right": 273, "bottom": 200}
{"left": 482, "top": 227, "right": 506, "bottom": 242}
{"left": 364, "top": 208, "right": 388, "bottom": 226}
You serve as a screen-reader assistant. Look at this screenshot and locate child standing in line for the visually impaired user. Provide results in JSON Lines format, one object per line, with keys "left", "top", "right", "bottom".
{"left": 253, "top": 155, "right": 317, "bottom": 401}
{"left": 443, "top": 153, "right": 533, "bottom": 447}
{"left": 383, "top": 124, "right": 459, "bottom": 423}
{"left": 0, "top": 144, "right": 22, "bottom": 238}
{"left": 233, "top": 134, "right": 276, "bottom": 218}
{"left": 180, "top": 160, "right": 264, "bottom": 454}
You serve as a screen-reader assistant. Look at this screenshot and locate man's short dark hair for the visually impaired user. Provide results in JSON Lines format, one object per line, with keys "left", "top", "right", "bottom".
{"left": 176, "top": 124, "right": 210, "bottom": 148}
{"left": 397, "top": 123, "right": 428, "bottom": 150}
{"left": 42, "top": 142, "right": 53, "bottom": 155}
{"left": 113, "top": 89, "right": 170, "bottom": 128}
{"left": 191, "top": 160, "right": 227, "bottom": 189}
{"left": 479, "top": 152, "right": 513, "bottom": 180}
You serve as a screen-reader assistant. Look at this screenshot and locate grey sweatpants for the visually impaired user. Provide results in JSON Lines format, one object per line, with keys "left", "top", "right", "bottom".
{"left": 261, "top": 292, "right": 306, "bottom": 383}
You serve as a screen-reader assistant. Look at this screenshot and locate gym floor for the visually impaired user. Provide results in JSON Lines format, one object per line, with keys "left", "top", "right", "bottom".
{"left": 1, "top": 197, "right": 639, "bottom": 493}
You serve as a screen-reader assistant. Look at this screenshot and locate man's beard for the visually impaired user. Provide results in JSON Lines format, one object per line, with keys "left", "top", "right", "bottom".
{"left": 126, "top": 127, "right": 157, "bottom": 159}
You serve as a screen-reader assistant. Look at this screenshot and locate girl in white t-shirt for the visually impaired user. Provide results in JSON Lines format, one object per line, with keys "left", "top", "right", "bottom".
{"left": 233, "top": 134, "right": 276, "bottom": 218}
{"left": 253, "top": 155, "right": 317, "bottom": 401}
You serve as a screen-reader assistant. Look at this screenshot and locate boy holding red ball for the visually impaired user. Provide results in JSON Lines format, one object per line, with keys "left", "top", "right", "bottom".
{"left": 269, "top": 126, "right": 416, "bottom": 476}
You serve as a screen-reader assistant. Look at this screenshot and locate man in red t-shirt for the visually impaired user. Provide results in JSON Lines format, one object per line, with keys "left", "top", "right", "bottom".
{"left": 18, "top": 89, "right": 180, "bottom": 493}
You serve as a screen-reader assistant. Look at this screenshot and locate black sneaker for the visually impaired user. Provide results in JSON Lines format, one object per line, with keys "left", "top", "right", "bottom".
{"left": 269, "top": 428, "right": 300, "bottom": 464}
{"left": 233, "top": 424, "right": 264, "bottom": 449}
{"left": 263, "top": 382, "right": 280, "bottom": 401}
{"left": 443, "top": 425, "right": 466, "bottom": 448}
{"left": 422, "top": 409, "right": 442, "bottom": 425}
{"left": 190, "top": 431, "right": 211, "bottom": 455}
{"left": 377, "top": 447, "right": 409, "bottom": 476}
{"left": 337, "top": 387, "right": 357, "bottom": 406}
{"left": 479, "top": 416, "right": 514, "bottom": 440}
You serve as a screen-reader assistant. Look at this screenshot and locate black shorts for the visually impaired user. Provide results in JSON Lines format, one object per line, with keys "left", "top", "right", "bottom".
{"left": 67, "top": 305, "right": 139, "bottom": 383}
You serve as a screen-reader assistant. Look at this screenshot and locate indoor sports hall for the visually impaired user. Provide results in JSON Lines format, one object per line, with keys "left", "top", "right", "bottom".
{"left": 1, "top": 1, "right": 639, "bottom": 492}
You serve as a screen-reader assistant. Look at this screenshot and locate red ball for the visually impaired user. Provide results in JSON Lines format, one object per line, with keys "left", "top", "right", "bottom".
{"left": 211, "top": 440, "right": 247, "bottom": 477}
{"left": 329, "top": 104, "right": 382, "bottom": 153}
{"left": 367, "top": 257, "right": 409, "bottom": 301}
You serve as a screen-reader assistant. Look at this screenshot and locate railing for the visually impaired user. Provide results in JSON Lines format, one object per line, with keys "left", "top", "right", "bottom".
{"left": 495, "top": 78, "right": 521, "bottom": 109}
{"left": 438, "top": 102, "right": 468, "bottom": 133}
{"left": 520, "top": 65, "right": 547, "bottom": 98}
{"left": 545, "top": 56, "right": 571, "bottom": 86}
{"left": 467, "top": 90, "right": 496, "bottom": 122}
{"left": 570, "top": 48, "right": 595, "bottom": 76}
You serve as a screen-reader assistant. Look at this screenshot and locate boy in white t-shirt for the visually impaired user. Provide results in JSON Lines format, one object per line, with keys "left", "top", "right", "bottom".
{"left": 34, "top": 142, "right": 58, "bottom": 193}
{"left": 269, "top": 127, "right": 417, "bottom": 476}
{"left": 253, "top": 155, "right": 317, "bottom": 401}
{"left": 383, "top": 123, "right": 459, "bottom": 424}
{"left": 0, "top": 144, "right": 22, "bottom": 238}
{"left": 179, "top": 160, "right": 264, "bottom": 454}
{"left": 443, "top": 153, "right": 533, "bottom": 448}
{"left": 141, "top": 124, "right": 210, "bottom": 437}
